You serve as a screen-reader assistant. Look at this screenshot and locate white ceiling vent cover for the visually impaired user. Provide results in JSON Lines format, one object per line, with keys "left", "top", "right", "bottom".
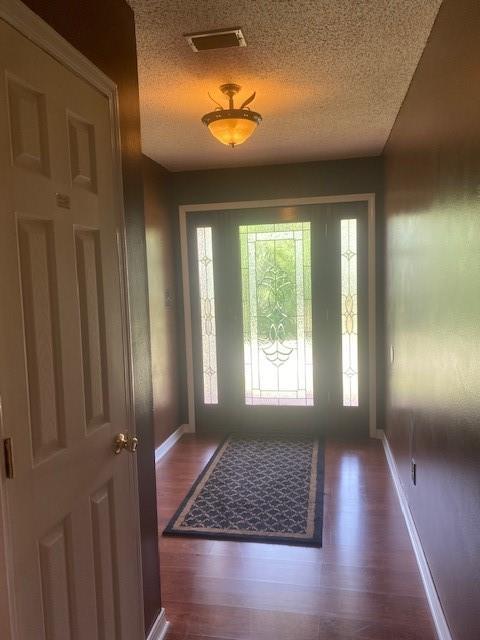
{"left": 184, "top": 27, "right": 246, "bottom": 52}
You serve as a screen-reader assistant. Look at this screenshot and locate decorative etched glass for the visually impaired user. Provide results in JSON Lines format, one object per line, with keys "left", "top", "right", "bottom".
{"left": 240, "top": 222, "right": 313, "bottom": 406}
{"left": 196, "top": 227, "right": 218, "bottom": 404}
{"left": 341, "top": 219, "right": 359, "bottom": 406}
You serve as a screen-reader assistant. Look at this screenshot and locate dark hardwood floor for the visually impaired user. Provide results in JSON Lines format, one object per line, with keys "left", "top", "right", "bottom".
{"left": 156, "top": 435, "right": 436, "bottom": 640}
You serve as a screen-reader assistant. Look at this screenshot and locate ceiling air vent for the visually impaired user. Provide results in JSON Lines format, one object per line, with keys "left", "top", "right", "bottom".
{"left": 184, "top": 27, "right": 246, "bottom": 52}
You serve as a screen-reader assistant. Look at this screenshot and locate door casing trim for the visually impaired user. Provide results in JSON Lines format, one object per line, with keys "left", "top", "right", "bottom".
{"left": 0, "top": 0, "right": 145, "bottom": 637}
{"left": 179, "top": 193, "right": 377, "bottom": 439}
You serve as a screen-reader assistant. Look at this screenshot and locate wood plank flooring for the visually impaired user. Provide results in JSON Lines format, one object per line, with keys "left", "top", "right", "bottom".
{"left": 156, "top": 435, "right": 436, "bottom": 640}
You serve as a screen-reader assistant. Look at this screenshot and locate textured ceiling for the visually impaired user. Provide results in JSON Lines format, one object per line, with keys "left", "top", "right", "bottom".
{"left": 128, "top": 0, "right": 442, "bottom": 172}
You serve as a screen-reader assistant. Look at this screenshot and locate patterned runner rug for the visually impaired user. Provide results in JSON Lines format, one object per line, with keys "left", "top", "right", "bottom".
{"left": 163, "top": 435, "right": 324, "bottom": 546}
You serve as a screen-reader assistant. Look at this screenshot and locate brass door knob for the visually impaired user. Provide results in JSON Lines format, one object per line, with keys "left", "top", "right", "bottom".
{"left": 114, "top": 433, "right": 139, "bottom": 455}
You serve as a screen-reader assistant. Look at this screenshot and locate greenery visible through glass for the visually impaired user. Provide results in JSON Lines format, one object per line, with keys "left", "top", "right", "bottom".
{"left": 240, "top": 222, "right": 313, "bottom": 406}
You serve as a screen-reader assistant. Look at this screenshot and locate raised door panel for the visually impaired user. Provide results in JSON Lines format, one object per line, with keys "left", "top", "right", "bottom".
{"left": 7, "top": 77, "right": 50, "bottom": 175}
{"left": 39, "top": 520, "right": 76, "bottom": 640}
{"left": 91, "top": 484, "right": 120, "bottom": 640}
{"left": 68, "top": 114, "right": 97, "bottom": 193}
{"left": 75, "top": 229, "right": 109, "bottom": 430}
{"left": 17, "top": 218, "right": 65, "bottom": 462}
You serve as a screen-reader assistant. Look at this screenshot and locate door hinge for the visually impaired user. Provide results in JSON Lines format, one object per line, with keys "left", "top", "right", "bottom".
{"left": 324, "top": 222, "right": 328, "bottom": 238}
{"left": 326, "top": 308, "right": 329, "bottom": 321}
{"left": 3, "top": 438, "right": 14, "bottom": 479}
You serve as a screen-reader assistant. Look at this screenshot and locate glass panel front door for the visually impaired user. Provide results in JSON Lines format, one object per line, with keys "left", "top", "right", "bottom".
{"left": 188, "top": 203, "right": 369, "bottom": 436}
{"left": 240, "top": 223, "right": 313, "bottom": 406}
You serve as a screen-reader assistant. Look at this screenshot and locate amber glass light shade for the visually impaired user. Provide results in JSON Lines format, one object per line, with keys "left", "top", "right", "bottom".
{"left": 202, "top": 107, "right": 262, "bottom": 148}
{"left": 207, "top": 116, "right": 258, "bottom": 147}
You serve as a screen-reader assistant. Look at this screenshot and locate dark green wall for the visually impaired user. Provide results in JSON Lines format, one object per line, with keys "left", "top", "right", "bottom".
{"left": 171, "top": 156, "right": 385, "bottom": 426}
{"left": 172, "top": 157, "right": 383, "bottom": 205}
{"left": 384, "top": 0, "right": 480, "bottom": 637}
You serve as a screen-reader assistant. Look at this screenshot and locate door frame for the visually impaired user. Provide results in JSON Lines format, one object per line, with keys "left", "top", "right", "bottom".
{"left": 0, "top": 1, "right": 144, "bottom": 638}
{"left": 179, "top": 193, "right": 378, "bottom": 439}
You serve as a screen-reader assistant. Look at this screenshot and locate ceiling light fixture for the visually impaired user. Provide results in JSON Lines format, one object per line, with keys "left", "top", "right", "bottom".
{"left": 201, "top": 84, "right": 262, "bottom": 148}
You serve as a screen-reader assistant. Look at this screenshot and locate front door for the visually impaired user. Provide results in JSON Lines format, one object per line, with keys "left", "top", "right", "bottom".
{"left": 0, "top": 18, "right": 143, "bottom": 640}
{"left": 188, "top": 203, "right": 369, "bottom": 436}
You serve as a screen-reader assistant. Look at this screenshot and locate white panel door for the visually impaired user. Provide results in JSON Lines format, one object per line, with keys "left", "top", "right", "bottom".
{"left": 0, "top": 17, "right": 143, "bottom": 640}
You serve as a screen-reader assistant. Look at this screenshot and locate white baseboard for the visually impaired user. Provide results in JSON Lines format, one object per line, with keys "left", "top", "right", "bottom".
{"left": 379, "top": 430, "right": 452, "bottom": 640}
{"left": 155, "top": 424, "right": 191, "bottom": 464}
{"left": 146, "top": 608, "right": 169, "bottom": 640}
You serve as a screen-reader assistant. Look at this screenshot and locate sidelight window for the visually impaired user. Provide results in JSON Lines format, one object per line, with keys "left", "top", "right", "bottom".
{"left": 196, "top": 227, "right": 218, "bottom": 404}
{"left": 340, "top": 219, "right": 359, "bottom": 406}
